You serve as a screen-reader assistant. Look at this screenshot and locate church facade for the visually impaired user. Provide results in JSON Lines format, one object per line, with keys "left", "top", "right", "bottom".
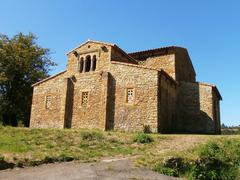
{"left": 30, "top": 40, "right": 222, "bottom": 134}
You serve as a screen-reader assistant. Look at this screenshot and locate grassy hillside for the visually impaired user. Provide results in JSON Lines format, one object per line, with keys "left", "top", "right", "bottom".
{"left": 0, "top": 126, "right": 239, "bottom": 179}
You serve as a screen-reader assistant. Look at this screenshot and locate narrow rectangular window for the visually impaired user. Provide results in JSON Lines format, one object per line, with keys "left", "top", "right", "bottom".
{"left": 81, "top": 92, "right": 89, "bottom": 106}
{"left": 126, "top": 88, "right": 134, "bottom": 103}
{"left": 45, "top": 95, "right": 51, "bottom": 109}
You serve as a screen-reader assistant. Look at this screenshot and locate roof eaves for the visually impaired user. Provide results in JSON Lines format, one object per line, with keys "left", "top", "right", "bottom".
{"left": 113, "top": 45, "right": 138, "bottom": 64}
{"left": 66, "top": 39, "right": 115, "bottom": 55}
{"left": 31, "top": 70, "right": 66, "bottom": 87}
{"left": 198, "top": 82, "right": 222, "bottom": 100}
{"left": 128, "top": 46, "right": 186, "bottom": 56}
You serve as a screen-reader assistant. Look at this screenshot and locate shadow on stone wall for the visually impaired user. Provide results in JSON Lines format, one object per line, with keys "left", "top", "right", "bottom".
{"left": 175, "top": 82, "right": 216, "bottom": 134}
{"left": 64, "top": 77, "right": 74, "bottom": 128}
{"left": 105, "top": 73, "right": 116, "bottom": 130}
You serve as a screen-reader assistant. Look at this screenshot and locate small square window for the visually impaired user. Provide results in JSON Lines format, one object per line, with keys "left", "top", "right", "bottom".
{"left": 126, "top": 88, "right": 134, "bottom": 103}
{"left": 81, "top": 92, "right": 89, "bottom": 106}
{"left": 45, "top": 96, "right": 51, "bottom": 109}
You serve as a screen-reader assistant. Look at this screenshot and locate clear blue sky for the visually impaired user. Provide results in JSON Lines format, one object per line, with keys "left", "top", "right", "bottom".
{"left": 1, "top": 0, "right": 239, "bottom": 126}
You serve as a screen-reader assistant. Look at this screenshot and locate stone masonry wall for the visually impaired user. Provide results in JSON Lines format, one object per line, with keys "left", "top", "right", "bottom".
{"left": 30, "top": 72, "right": 67, "bottom": 128}
{"left": 175, "top": 49, "right": 196, "bottom": 82}
{"left": 67, "top": 42, "right": 112, "bottom": 74}
{"left": 129, "top": 48, "right": 196, "bottom": 83}
{"left": 145, "top": 54, "right": 176, "bottom": 80}
{"left": 111, "top": 46, "right": 137, "bottom": 64}
{"left": 70, "top": 72, "right": 109, "bottom": 130}
{"left": 158, "top": 73, "right": 177, "bottom": 133}
{"left": 212, "top": 90, "right": 221, "bottom": 133}
{"left": 109, "top": 62, "right": 159, "bottom": 132}
{"left": 177, "top": 81, "right": 219, "bottom": 133}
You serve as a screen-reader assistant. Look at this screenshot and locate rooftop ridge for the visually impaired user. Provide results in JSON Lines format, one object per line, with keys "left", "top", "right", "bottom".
{"left": 66, "top": 39, "right": 115, "bottom": 55}
{"left": 128, "top": 46, "right": 186, "bottom": 56}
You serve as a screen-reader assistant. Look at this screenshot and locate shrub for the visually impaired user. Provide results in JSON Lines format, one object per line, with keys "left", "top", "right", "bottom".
{"left": 28, "top": 160, "right": 41, "bottom": 166}
{"left": 42, "top": 156, "right": 55, "bottom": 164}
{"left": 164, "top": 157, "right": 189, "bottom": 174}
{"left": 154, "top": 157, "right": 189, "bottom": 177}
{"left": 154, "top": 164, "right": 179, "bottom": 177}
{"left": 15, "top": 161, "right": 23, "bottom": 168}
{"left": 80, "top": 131, "right": 104, "bottom": 141}
{"left": 152, "top": 140, "right": 240, "bottom": 179}
{"left": 198, "top": 142, "right": 223, "bottom": 159}
{"left": 133, "top": 133, "right": 153, "bottom": 143}
{"left": 143, "top": 125, "right": 151, "bottom": 133}
{"left": 189, "top": 141, "right": 240, "bottom": 180}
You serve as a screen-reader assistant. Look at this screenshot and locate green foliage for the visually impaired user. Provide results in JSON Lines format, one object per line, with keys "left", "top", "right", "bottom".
{"left": 0, "top": 33, "right": 56, "bottom": 126}
{"left": 153, "top": 140, "right": 240, "bottom": 179}
{"left": 154, "top": 164, "right": 179, "bottom": 177}
{"left": 154, "top": 157, "right": 189, "bottom": 177}
{"left": 133, "top": 133, "right": 153, "bottom": 143}
{"left": 15, "top": 161, "right": 23, "bottom": 168}
{"left": 189, "top": 140, "right": 240, "bottom": 180}
{"left": 80, "top": 131, "right": 104, "bottom": 141}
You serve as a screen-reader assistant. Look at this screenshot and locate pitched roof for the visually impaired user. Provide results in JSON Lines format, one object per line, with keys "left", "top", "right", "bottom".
{"left": 31, "top": 70, "right": 66, "bottom": 87}
{"left": 128, "top": 45, "right": 196, "bottom": 76}
{"left": 66, "top": 39, "right": 115, "bottom": 55}
{"left": 66, "top": 39, "right": 138, "bottom": 64}
{"left": 128, "top": 46, "right": 186, "bottom": 55}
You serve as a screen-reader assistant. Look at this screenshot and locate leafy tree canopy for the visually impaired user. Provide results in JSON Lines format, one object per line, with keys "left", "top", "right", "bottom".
{"left": 0, "top": 32, "right": 56, "bottom": 126}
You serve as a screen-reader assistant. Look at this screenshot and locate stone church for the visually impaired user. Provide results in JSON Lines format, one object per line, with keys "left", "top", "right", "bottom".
{"left": 30, "top": 40, "right": 222, "bottom": 134}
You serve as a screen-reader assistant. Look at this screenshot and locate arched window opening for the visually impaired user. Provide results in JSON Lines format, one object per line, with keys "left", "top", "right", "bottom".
{"left": 79, "top": 58, "right": 84, "bottom": 73}
{"left": 92, "top": 55, "right": 97, "bottom": 71}
{"left": 85, "top": 55, "right": 91, "bottom": 72}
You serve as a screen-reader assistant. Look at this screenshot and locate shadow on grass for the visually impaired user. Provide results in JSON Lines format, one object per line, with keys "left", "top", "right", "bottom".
{"left": 0, "top": 158, "right": 15, "bottom": 170}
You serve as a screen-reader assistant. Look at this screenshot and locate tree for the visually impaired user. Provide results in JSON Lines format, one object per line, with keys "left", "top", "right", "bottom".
{"left": 0, "top": 33, "right": 56, "bottom": 126}
{"left": 221, "top": 123, "right": 228, "bottom": 129}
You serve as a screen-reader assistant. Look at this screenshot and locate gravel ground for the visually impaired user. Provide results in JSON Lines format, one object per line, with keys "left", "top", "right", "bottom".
{"left": 0, "top": 158, "right": 180, "bottom": 180}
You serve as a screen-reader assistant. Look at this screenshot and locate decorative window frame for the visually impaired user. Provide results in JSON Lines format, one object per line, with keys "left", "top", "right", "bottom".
{"left": 45, "top": 95, "right": 51, "bottom": 109}
{"left": 80, "top": 91, "right": 90, "bottom": 107}
{"left": 78, "top": 53, "right": 98, "bottom": 74}
{"left": 125, "top": 88, "right": 135, "bottom": 105}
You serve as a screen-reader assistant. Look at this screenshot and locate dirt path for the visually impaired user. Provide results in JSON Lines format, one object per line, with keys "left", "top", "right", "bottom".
{"left": 0, "top": 158, "right": 180, "bottom": 180}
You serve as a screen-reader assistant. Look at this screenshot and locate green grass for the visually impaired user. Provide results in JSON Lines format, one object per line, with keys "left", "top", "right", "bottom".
{"left": 146, "top": 138, "right": 240, "bottom": 179}
{"left": 0, "top": 127, "right": 141, "bottom": 168}
{"left": 133, "top": 133, "right": 154, "bottom": 143}
{"left": 0, "top": 126, "right": 239, "bottom": 179}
